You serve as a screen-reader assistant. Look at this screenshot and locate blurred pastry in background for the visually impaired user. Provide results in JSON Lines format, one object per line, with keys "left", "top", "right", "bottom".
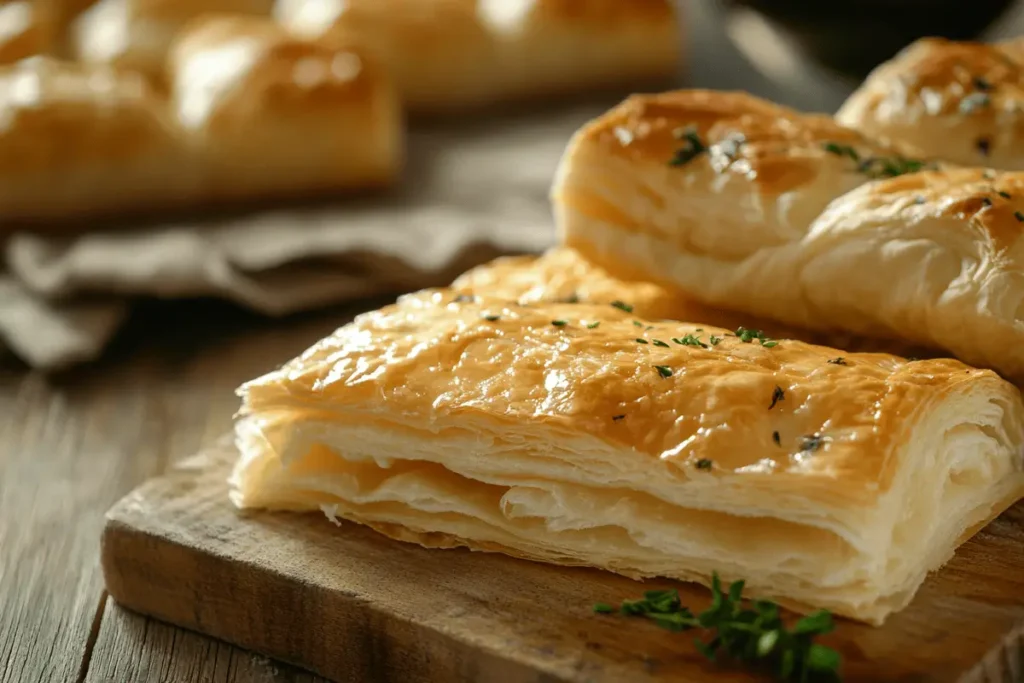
{"left": 170, "top": 14, "right": 402, "bottom": 203}
{"left": 0, "top": 56, "right": 195, "bottom": 225}
{"left": 275, "top": 0, "right": 681, "bottom": 114}
{"left": 0, "top": 1, "right": 57, "bottom": 63}
{"left": 70, "top": 0, "right": 274, "bottom": 87}
{"left": 837, "top": 36, "right": 1024, "bottom": 169}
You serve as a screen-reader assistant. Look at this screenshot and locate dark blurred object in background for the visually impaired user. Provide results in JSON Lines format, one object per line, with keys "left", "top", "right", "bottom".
{"left": 721, "top": 0, "right": 1017, "bottom": 79}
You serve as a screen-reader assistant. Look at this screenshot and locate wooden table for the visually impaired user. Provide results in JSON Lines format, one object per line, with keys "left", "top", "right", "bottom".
{"left": 0, "top": 298, "right": 374, "bottom": 683}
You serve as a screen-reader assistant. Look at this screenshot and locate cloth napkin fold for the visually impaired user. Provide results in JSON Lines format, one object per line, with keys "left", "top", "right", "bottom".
{"left": 1, "top": 103, "right": 605, "bottom": 370}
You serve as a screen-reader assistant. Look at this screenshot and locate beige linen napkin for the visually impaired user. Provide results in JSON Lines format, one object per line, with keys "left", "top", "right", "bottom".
{"left": 1, "top": 104, "right": 606, "bottom": 370}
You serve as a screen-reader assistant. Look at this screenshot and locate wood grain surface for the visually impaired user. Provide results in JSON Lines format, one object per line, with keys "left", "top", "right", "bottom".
{"left": 100, "top": 436, "right": 1024, "bottom": 683}
{"left": 0, "top": 299, "right": 362, "bottom": 683}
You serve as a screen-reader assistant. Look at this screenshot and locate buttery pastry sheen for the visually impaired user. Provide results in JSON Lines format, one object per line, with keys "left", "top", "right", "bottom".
{"left": 274, "top": 0, "right": 680, "bottom": 113}
{"left": 0, "top": 1, "right": 55, "bottom": 64}
{"left": 231, "top": 289, "right": 1024, "bottom": 625}
{"left": 71, "top": 0, "right": 274, "bottom": 85}
{"left": 554, "top": 90, "right": 1024, "bottom": 381}
{"left": 169, "top": 15, "right": 402, "bottom": 201}
{"left": 837, "top": 37, "right": 1024, "bottom": 169}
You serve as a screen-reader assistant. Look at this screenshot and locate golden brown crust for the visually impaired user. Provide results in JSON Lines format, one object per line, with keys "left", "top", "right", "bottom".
{"left": 837, "top": 37, "right": 1024, "bottom": 168}
{"left": 0, "top": 1, "right": 56, "bottom": 64}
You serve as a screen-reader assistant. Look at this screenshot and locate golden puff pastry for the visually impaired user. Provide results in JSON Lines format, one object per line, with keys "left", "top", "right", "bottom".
{"left": 70, "top": 0, "right": 274, "bottom": 86}
{"left": 168, "top": 14, "right": 402, "bottom": 202}
{"left": 231, "top": 290, "right": 1024, "bottom": 625}
{"left": 837, "top": 37, "right": 1024, "bottom": 169}
{"left": 449, "top": 246, "right": 930, "bottom": 357}
{"left": 0, "top": 56, "right": 196, "bottom": 225}
{"left": 553, "top": 89, "right": 932, "bottom": 272}
{"left": 274, "top": 0, "right": 680, "bottom": 114}
{"left": 0, "top": 1, "right": 57, "bottom": 64}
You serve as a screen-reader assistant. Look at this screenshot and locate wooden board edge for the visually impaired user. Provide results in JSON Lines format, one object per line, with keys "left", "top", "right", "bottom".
{"left": 962, "top": 625, "right": 1023, "bottom": 683}
{"left": 100, "top": 512, "right": 576, "bottom": 683}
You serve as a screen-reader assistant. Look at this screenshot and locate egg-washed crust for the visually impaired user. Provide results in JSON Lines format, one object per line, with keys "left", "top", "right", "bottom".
{"left": 240, "top": 289, "right": 1017, "bottom": 502}
{"left": 0, "top": 1, "right": 56, "bottom": 64}
{"left": 836, "top": 36, "right": 1024, "bottom": 168}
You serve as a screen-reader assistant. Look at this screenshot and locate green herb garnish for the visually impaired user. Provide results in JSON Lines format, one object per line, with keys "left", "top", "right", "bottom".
{"left": 593, "top": 574, "right": 841, "bottom": 682}
{"left": 483, "top": 314, "right": 501, "bottom": 321}
{"left": 652, "top": 339, "right": 670, "bottom": 347}
{"left": 709, "top": 335, "right": 723, "bottom": 346}
{"left": 800, "top": 434, "right": 827, "bottom": 453}
{"left": 977, "top": 137, "right": 991, "bottom": 156}
{"left": 998, "top": 190, "right": 1012, "bottom": 199}
{"left": 452, "top": 294, "right": 475, "bottom": 303}
{"left": 633, "top": 320, "right": 644, "bottom": 328}
{"left": 587, "top": 321, "right": 601, "bottom": 329}
{"left": 1015, "top": 211, "right": 1024, "bottom": 222}
{"left": 857, "top": 156, "right": 928, "bottom": 179}
{"left": 736, "top": 327, "right": 778, "bottom": 347}
{"left": 672, "top": 334, "right": 708, "bottom": 348}
{"left": 769, "top": 386, "right": 785, "bottom": 410}
{"left": 772, "top": 431, "right": 781, "bottom": 446}
{"left": 695, "top": 458, "right": 713, "bottom": 470}
{"left": 960, "top": 92, "right": 991, "bottom": 113}
{"left": 822, "top": 142, "right": 860, "bottom": 161}
{"left": 611, "top": 300, "right": 634, "bottom": 313}
{"left": 669, "top": 126, "right": 707, "bottom": 167}
{"left": 612, "top": 414, "right": 626, "bottom": 421}
{"left": 973, "top": 76, "right": 993, "bottom": 92}
{"left": 654, "top": 365, "right": 673, "bottom": 378}
{"left": 827, "top": 357, "right": 848, "bottom": 366}
{"left": 636, "top": 338, "right": 649, "bottom": 344}
{"left": 552, "top": 319, "right": 568, "bottom": 327}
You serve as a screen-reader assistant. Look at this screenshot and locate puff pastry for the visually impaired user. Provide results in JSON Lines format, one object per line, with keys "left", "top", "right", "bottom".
{"left": 0, "top": 1, "right": 56, "bottom": 63}
{"left": 837, "top": 37, "right": 1024, "bottom": 169}
{"left": 274, "top": 0, "right": 681, "bottom": 113}
{"left": 0, "top": 56, "right": 196, "bottom": 224}
{"left": 231, "top": 289, "right": 1024, "bottom": 625}
{"left": 70, "top": 0, "right": 274, "bottom": 85}
{"left": 168, "top": 15, "right": 401, "bottom": 202}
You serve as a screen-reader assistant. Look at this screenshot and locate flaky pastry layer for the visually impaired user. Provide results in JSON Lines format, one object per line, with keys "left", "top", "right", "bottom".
{"left": 554, "top": 90, "right": 1024, "bottom": 382}
{"left": 274, "top": 0, "right": 681, "bottom": 113}
{"left": 231, "top": 289, "right": 1024, "bottom": 625}
{"left": 837, "top": 37, "right": 1024, "bottom": 169}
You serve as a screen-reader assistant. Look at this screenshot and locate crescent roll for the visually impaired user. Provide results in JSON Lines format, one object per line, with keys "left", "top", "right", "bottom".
{"left": 837, "top": 37, "right": 1024, "bottom": 169}
{"left": 230, "top": 290, "right": 1024, "bottom": 625}
{"left": 168, "top": 15, "right": 402, "bottom": 202}
{"left": 273, "top": 0, "right": 680, "bottom": 114}
{"left": 70, "top": 0, "right": 274, "bottom": 85}
{"left": 0, "top": 56, "right": 196, "bottom": 225}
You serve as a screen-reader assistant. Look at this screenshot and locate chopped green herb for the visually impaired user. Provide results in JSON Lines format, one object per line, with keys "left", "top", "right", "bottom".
{"left": 633, "top": 321, "right": 644, "bottom": 328}
{"left": 822, "top": 141, "right": 860, "bottom": 161}
{"left": 772, "top": 431, "right": 781, "bottom": 446}
{"left": 587, "top": 321, "right": 601, "bottom": 329}
{"left": 736, "top": 327, "right": 777, "bottom": 347}
{"left": 611, "top": 300, "right": 634, "bottom": 313}
{"left": 973, "top": 76, "right": 993, "bottom": 91}
{"left": 960, "top": 92, "right": 991, "bottom": 114}
{"left": 762, "top": 341, "right": 779, "bottom": 348}
{"left": 857, "top": 155, "right": 928, "bottom": 179}
{"left": 452, "top": 294, "right": 475, "bottom": 303}
{"left": 982, "top": 197, "right": 993, "bottom": 207}
{"left": 709, "top": 335, "right": 723, "bottom": 346}
{"left": 827, "top": 357, "right": 848, "bottom": 366}
{"left": 593, "top": 602, "right": 615, "bottom": 614}
{"left": 483, "top": 314, "right": 501, "bottom": 321}
{"left": 695, "top": 458, "right": 713, "bottom": 470}
{"left": 552, "top": 319, "right": 568, "bottom": 327}
{"left": 1015, "top": 211, "right": 1024, "bottom": 222}
{"left": 669, "top": 126, "right": 707, "bottom": 167}
{"left": 654, "top": 365, "right": 673, "bottom": 378}
{"left": 999, "top": 190, "right": 1012, "bottom": 199}
{"left": 977, "top": 137, "right": 991, "bottom": 156}
{"left": 612, "top": 414, "right": 626, "bottom": 421}
{"left": 672, "top": 334, "right": 708, "bottom": 348}
{"left": 592, "top": 573, "right": 841, "bottom": 682}
{"left": 652, "top": 339, "right": 670, "bottom": 347}
{"left": 769, "top": 386, "right": 785, "bottom": 410}
{"left": 636, "top": 338, "right": 649, "bottom": 344}
{"left": 563, "top": 293, "right": 580, "bottom": 304}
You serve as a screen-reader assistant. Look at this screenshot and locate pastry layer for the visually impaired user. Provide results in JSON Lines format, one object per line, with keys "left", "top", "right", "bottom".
{"left": 0, "top": 1, "right": 55, "bottom": 64}
{"left": 274, "top": 0, "right": 681, "bottom": 113}
{"left": 837, "top": 37, "right": 1024, "bottom": 169}
{"left": 553, "top": 90, "right": 1024, "bottom": 382}
{"left": 231, "top": 290, "right": 1024, "bottom": 625}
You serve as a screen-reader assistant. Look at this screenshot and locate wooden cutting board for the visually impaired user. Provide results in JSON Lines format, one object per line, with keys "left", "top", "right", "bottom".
{"left": 101, "top": 437, "right": 1024, "bottom": 683}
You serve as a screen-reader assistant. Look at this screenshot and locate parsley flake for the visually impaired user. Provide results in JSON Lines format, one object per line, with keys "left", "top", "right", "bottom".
{"left": 587, "top": 321, "right": 601, "bottom": 329}
{"left": 669, "top": 126, "right": 707, "bottom": 167}
{"left": 709, "top": 335, "right": 723, "bottom": 346}
{"left": 452, "top": 294, "right": 475, "bottom": 303}
{"left": 977, "top": 137, "right": 991, "bottom": 156}
{"left": 973, "top": 76, "right": 993, "bottom": 91}
{"left": 695, "top": 458, "right": 713, "bottom": 470}
{"left": 772, "top": 431, "right": 781, "bottom": 446}
{"left": 1015, "top": 211, "right": 1024, "bottom": 222}
{"left": 483, "top": 314, "right": 501, "bottom": 321}
{"left": 827, "top": 357, "right": 848, "bottom": 366}
{"left": 769, "top": 386, "right": 785, "bottom": 410}
{"left": 636, "top": 338, "right": 649, "bottom": 344}
{"left": 822, "top": 141, "right": 860, "bottom": 161}
{"left": 799, "top": 434, "right": 827, "bottom": 453}
{"left": 736, "top": 327, "right": 778, "bottom": 347}
{"left": 612, "top": 414, "right": 626, "bottom": 421}
{"left": 672, "top": 334, "right": 708, "bottom": 348}
{"left": 654, "top": 365, "right": 673, "bottom": 378}
{"left": 633, "top": 321, "right": 644, "bottom": 328}
{"left": 552, "top": 319, "right": 568, "bottom": 327}
{"left": 652, "top": 339, "right": 670, "bottom": 347}
{"left": 611, "top": 300, "right": 634, "bottom": 313}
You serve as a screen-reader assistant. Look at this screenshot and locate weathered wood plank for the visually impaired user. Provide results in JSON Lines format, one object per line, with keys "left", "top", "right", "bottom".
{"left": 0, "top": 300, "right": 363, "bottom": 683}
{"left": 101, "top": 438, "right": 1024, "bottom": 683}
